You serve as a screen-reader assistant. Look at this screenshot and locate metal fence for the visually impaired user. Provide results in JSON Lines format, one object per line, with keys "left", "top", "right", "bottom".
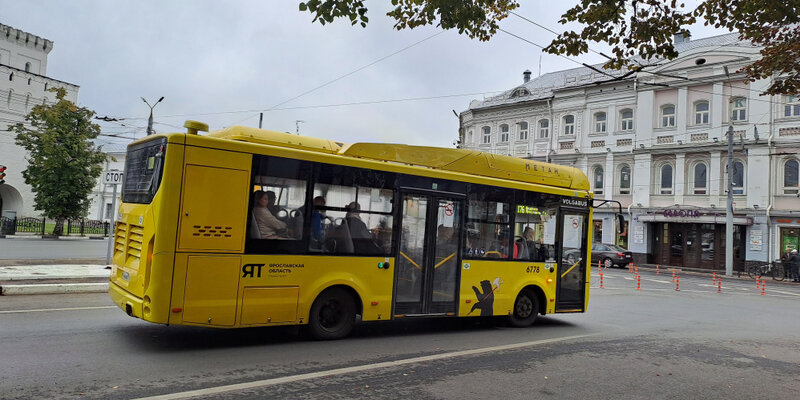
{"left": 0, "top": 217, "right": 110, "bottom": 237}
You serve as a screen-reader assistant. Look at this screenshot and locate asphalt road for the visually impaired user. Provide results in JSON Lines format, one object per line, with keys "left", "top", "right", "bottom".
{"left": 2, "top": 268, "right": 799, "bottom": 399}
{"left": 0, "top": 237, "right": 107, "bottom": 262}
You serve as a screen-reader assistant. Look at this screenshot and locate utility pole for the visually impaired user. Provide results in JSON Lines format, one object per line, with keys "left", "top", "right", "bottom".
{"left": 724, "top": 66, "right": 734, "bottom": 277}
{"left": 295, "top": 120, "right": 305, "bottom": 135}
{"left": 142, "top": 96, "right": 164, "bottom": 135}
{"left": 258, "top": 112, "right": 263, "bottom": 129}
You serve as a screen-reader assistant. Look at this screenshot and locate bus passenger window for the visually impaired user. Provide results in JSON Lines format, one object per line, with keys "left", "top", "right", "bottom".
{"left": 514, "top": 204, "right": 557, "bottom": 261}
{"left": 247, "top": 155, "right": 310, "bottom": 254}
{"left": 311, "top": 183, "right": 393, "bottom": 255}
{"left": 465, "top": 189, "right": 511, "bottom": 259}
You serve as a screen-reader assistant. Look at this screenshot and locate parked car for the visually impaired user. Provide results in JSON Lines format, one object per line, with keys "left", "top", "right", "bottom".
{"left": 591, "top": 242, "right": 633, "bottom": 268}
{"left": 561, "top": 243, "right": 633, "bottom": 268}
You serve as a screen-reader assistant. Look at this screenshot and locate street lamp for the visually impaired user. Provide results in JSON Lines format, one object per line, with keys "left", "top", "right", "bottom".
{"left": 142, "top": 96, "right": 164, "bottom": 136}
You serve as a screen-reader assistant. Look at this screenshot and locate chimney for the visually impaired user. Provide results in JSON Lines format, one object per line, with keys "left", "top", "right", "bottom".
{"left": 674, "top": 32, "right": 690, "bottom": 44}
{"left": 523, "top": 69, "right": 531, "bottom": 83}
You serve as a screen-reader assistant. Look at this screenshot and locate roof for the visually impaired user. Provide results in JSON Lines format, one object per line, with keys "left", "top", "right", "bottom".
{"left": 469, "top": 32, "right": 749, "bottom": 111}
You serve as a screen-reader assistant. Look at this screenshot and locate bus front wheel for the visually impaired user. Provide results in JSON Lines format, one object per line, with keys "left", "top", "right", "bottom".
{"left": 308, "top": 287, "right": 356, "bottom": 340}
{"left": 508, "top": 289, "right": 539, "bottom": 327}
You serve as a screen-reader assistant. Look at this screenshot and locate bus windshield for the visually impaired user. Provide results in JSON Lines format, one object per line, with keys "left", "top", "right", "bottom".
{"left": 122, "top": 137, "right": 167, "bottom": 204}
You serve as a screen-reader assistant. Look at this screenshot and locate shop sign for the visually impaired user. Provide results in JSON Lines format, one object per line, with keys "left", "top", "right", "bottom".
{"left": 663, "top": 209, "right": 701, "bottom": 218}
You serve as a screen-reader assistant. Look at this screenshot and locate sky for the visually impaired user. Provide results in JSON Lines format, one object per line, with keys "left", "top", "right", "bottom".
{"left": 1, "top": 0, "right": 726, "bottom": 148}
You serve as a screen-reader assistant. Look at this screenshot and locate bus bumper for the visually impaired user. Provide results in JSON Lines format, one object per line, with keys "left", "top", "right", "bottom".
{"left": 109, "top": 281, "right": 144, "bottom": 319}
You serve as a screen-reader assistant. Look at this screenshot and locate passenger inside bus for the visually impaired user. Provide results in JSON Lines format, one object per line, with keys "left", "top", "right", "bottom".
{"left": 252, "top": 190, "right": 288, "bottom": 239}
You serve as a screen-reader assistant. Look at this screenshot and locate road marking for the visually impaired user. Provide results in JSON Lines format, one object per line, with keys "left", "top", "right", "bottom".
{"left": 0, "top": 306, "right": 116, "bottom": 314}
{"left": 132, "top": 333, "right": 600, "bottom": 400}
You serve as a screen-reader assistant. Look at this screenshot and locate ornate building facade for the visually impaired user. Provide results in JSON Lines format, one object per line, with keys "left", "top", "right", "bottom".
{"left": 459, "top": 33, "right": 800, "bottom": 270}
{"left": 0, "top": 22, "right": 80, "bottom": 219}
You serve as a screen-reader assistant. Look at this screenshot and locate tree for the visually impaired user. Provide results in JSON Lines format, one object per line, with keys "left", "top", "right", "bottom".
{"left": 13, "top": 88, "right": 106, "bottom": 236}
{"left": 298, "top": 0, "right": 799, "bottom": 95}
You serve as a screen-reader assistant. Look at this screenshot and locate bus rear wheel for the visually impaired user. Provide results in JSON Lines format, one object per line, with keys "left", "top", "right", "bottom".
{"left": 508, "top": 289, "right": 539, "bottom": 327}
{"left": 308, "top": 287, "right": 356, "bottom": 340}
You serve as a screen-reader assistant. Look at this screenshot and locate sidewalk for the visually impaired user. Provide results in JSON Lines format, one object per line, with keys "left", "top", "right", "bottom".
{"left": 0, "top": 264, "right": 110, "bottom": 295}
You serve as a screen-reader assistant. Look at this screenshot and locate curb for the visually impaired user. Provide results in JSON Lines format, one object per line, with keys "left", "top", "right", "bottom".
{"left": 0, "top": 282, "right": 108, "bottom": 295}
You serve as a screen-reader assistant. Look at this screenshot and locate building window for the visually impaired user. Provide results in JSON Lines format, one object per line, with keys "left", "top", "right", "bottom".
{"left": 482, "top": 126, "right": 491, "bottom": 144}
{"left": 783, "top": 159, "right": 799, "bottom": 195}
{"left": 620, "top": 109, "right": 634, "bottom": 131}
{"left": 593, "top": 166, "right": 604, "bottom": 195}
{"left": 693, "top": 163, "right": 707, "bottom": 194}
{"left": 695, "top": 101, "right": 709, "bottom": 125}
{"left": 660, "top": 164, "right": 673, "bottom": 194}
{"left": 105, "top": 203, "right": 113, "bottom": 220}
{"left": 518, "top": 122, "right": 528, "bottom": 140}
{"left": 661, "top": 105, "right": 676, "bottom": 128}
{"left": 594, "top": 112, "right": 607, "bottom": 133}
{"left": 619, "top": 165, "right": 631, "bottom": 195}
{"left": 538, "top": 119, "right": 549, "bottom": 138}
{"left": 731, "top": 97, "right": 747, "bottom": 121}
{"left": 563, "top": 115, "right": 575, "bottom": 135}
{"left": 467, "top": 130, "right": 473, "bottom": 144}
{"left": 24, "top": 62, "right": 31, "bottom": 72}
{"left": 731, "top": 161, "right": 745, "bottom": 195}
{"left": 500, "top": 124, "right": 509, "bottom": 142}
{"left": 785, "top": 95, "right": 800, "bottom": 117}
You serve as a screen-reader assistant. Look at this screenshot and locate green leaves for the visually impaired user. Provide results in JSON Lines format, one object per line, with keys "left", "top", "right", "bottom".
{"left": 545, "top": 0, "right": 799, "bottom": 95}
{"left": 12, "top": 88, "right": 106, "bottom": 234}
{"left": 298, "top": 0, "right": 519, "bottom": 39}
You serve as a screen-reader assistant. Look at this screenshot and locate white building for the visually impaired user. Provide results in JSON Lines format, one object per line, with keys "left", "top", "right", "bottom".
{"left": 0, "top": 22, "right": 80, "bottom": 219}
{"left": 459, "top": 33, "right": 800, "bottom": 271}
{"left": 89, "top": 144, "right": 127, "bottom": 222}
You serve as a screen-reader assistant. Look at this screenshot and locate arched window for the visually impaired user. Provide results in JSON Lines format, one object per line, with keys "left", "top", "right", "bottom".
{"left": 620, "top": 109, "right": 634, "bottom": 131}
{"left": 661, "top": 105, "right": 676, "bottom": 128}
{"left": 619, "top": 165, "right": 631, "bottom": 194}
{"left": 500, "top": 124, "right": 509, "bottom": 142}
{"left": 563, "top": 115, "right": 575, "bottom": 135}
{"left": 538, "top": 119, "right": 549, "bottom": 138}
{"left": 24, "top": 93, "right": 30, "bottom": 111}
{"left": 785, "top": 95, "right": 800, "bottom": 117}
{"left": 783, "top": 159, "right": 799, "bottom": 194}
{"left": 594, "top": 112, "right": 607, "bottom": 133}
{"left": 24, "top": 62, "right": 31, "bottom": 72}
{"left": 731, "top": 97, "right": 747, "bottom": 121}
{"left": 8, "top": 72, "right": 13, "bottom": 81}
{"left": 660, "top": 164, "right": 673, "bottom": 194}
{"left": 693, "top": 163, "right": 707, "bottom": 194}
{"left": 694, "top": 101, "right": 709, "bottom": 125}
{"left": 482, "top": 126, "right": 491, "bottom": 144}
{"left": 593, "top": 166, "right": 604, "bottom": 195}
{"left": 731, "top": 161, "right": 745, "bottom": 195}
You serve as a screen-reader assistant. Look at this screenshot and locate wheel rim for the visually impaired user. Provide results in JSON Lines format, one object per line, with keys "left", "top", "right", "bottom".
{"left": 319, "top": 299, "right": 344, "bottom": 331}
{"left": 515, "top": 295, "right": 533, "bottom": 319}
{"left": 604, "top": 258, "right": 613, "bottom": 268}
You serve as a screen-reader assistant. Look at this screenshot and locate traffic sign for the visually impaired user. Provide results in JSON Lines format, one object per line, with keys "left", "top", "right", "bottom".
{"left": 103, "top": 170, "right": 124, "bottom": 185}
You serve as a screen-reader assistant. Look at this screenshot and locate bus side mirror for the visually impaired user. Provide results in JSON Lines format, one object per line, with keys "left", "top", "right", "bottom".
{"left": 617, "top": 215, "right": 625, "bottom": 234}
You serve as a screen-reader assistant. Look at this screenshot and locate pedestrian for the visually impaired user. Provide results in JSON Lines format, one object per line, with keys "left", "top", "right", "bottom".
{"left": 790, "top": 249, "right": 800, "bottom": 283}
{"left": 781, "top": 248, "right": 792, "bottom": 279}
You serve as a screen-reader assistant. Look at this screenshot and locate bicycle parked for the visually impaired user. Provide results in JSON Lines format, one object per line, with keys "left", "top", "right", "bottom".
{"left": 746, "top": 260, "right": 785, "bottom": 282}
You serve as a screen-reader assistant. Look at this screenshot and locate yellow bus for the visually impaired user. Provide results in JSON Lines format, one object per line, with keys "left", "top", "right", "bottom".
{"left": 109, "top": 121, "right": 599, "bottom": 339}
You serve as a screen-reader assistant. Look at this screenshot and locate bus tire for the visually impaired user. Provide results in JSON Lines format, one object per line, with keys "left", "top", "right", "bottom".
{"left": 308, "top": 287, "right": 356, "bottom": 340}
{"left": 508, "top": 288, "right": 539, "bottom": 327}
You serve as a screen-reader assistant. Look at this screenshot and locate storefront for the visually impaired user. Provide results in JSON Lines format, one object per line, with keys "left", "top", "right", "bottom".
{"left": 638, "top": 209, "right": 751, "bottom": 271}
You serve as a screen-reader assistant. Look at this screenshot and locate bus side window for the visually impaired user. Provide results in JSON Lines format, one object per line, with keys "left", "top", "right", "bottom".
{"left": 465, "top": 187, "right": 511, "bottom": 259}
{"left": 247, "top": 155, "right": 310, "bottom": 254}
{"left": 312, "top": 165, "right": 395, "bottom": 256}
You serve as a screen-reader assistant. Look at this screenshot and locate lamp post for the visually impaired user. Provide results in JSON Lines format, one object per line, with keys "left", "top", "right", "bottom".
{"left": 142, "top": 96, "right": 164, "bottom": 135}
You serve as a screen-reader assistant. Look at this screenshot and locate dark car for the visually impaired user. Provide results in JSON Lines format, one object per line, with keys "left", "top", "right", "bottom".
{"left": 591, "top": 242, "right": 633, "bottom": 268}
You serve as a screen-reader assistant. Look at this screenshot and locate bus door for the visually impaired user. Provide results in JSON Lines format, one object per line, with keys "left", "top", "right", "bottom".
{"left": 394, "top": 192, "right": 463, "bottom": 316}
{"left": 555, "top": 210, "right": 589, "bottom": 311}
